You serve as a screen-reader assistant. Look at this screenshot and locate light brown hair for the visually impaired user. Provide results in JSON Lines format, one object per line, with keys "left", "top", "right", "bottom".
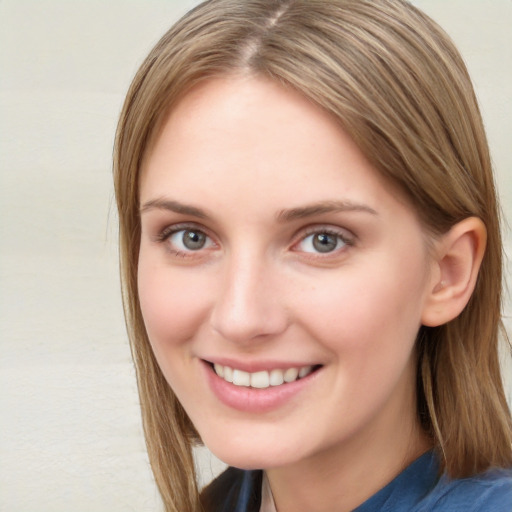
{"left": 113, "top": 1, "right": 512, "bottom": 510}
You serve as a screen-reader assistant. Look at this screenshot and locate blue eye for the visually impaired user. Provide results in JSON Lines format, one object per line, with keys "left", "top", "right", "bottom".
{"left": 297, "top": 231, "right": 348, "bottom": 254}
{"left": 169, "top": 229, "right": 213, "bottom": 252}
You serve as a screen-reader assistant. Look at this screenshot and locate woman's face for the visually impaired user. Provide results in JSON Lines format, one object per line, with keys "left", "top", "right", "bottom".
{"left": 138, "top": 76, "right": 435, "bottom": 470}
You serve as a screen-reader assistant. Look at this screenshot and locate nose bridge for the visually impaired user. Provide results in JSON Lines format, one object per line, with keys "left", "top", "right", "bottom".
{"left": 210, "top": 246, "right": 287, "bottom": 343}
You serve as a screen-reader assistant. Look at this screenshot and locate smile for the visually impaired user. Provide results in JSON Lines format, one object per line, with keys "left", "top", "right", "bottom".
{"left": 212, "top": 363, "right": 318, "bottom": 388}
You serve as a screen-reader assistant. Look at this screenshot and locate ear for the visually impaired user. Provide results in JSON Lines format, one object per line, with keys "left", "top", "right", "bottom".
{"left": 421, "top": 217, "right": 487, "bottom": 327}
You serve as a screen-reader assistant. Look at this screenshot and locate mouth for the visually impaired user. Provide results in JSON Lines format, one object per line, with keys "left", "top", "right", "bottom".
{"left": 206, "top": 361, "right": 323, "bottom": 389}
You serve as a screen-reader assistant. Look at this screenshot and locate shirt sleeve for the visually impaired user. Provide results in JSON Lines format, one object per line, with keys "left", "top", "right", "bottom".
{"left": 425, "top": 468, "right": 512, "bottom": 512}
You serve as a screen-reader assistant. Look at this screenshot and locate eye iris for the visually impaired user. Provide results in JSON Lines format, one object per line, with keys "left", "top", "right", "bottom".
{"left": 183, "top": 230, "right": 206, "bottom": 250}
{"left": 312, "top": 233, "right": 338, "bottom": 253}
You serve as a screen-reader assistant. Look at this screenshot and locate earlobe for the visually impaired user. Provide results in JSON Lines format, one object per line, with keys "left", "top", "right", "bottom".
{"left": 421, "top": 217, "right": 487, "bottom": 327}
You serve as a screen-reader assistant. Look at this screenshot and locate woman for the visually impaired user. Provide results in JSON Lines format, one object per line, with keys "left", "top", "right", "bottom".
{"left": 113, "top": 1, "right": 512, "bottom": 510}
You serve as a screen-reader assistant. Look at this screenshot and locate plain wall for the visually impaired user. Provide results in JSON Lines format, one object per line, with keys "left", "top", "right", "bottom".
{"left": 0, "top": 1, "right": 510, "bottom": 511}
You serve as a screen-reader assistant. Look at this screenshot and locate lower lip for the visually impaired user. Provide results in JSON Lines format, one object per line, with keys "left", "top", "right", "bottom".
{"left": 202, "top": 361, "right": 321, "bottom": 413}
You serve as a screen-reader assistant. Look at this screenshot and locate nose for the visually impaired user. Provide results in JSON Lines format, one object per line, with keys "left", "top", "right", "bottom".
{"left": 209, "top": 251, "right": 289, "bottom": 344}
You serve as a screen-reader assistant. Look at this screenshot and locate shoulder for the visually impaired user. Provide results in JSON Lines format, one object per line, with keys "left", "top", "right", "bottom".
{"left": 200, "top": 467, "right": 263, "bottom": 512}
{"left": 420, "top": 467, "right": 512, "bottom": 512}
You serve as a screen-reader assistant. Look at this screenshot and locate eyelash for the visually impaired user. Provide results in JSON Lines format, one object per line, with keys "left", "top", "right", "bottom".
{"left": 155, "top": 223, "right": 354, "bottom": 258}
{"left": 155, "top": 223, "right": 216, "bottom": 257}
{"left": 292, "top": 227, "right": 354, "bottom": 257}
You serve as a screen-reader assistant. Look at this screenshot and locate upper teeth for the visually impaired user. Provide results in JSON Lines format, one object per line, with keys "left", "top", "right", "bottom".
{"left": 213, "top": 363, "right": 314, "bottom": 388}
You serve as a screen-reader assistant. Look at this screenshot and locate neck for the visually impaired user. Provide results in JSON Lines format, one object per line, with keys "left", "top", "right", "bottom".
{"left": 266, "top": 393, "right": 431, "bottom": 512}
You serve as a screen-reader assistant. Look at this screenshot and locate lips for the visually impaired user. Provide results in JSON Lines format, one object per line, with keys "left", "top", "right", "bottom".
{"left": 203, "top": 359, "right": 323, "bottom": 413}
{"left": 213, "top": 363, "right": 316, "bottom": 388}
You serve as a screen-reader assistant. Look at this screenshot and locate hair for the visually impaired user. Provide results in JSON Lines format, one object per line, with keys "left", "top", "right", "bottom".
{"left": 113, "top": 0, "right": 512, "bottom": 510}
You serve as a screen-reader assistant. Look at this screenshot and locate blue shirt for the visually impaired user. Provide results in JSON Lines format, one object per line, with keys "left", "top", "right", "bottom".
{"left": 200, "top": 451, "right": 512, "bottom": 511}
{"left": 355, "top": 451, "right": 512, "bottom": 512}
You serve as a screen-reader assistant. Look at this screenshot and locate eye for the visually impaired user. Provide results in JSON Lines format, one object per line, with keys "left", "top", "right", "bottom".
{"left": 168, "top": 228, "right": 214, "bottom": 253}
{"left": 295, "top": 230, "right": 350, "bottom": 254}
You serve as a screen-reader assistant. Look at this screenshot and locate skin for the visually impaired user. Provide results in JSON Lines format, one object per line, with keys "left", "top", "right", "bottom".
{"left": 138, "top": 75, "right": 436, "bottom": 511}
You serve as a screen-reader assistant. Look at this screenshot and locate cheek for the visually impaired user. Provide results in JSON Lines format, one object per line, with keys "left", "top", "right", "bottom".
{"left": 295, "top": 254, "right": 427, "bottom": 357}
{"left": 137, "top": 257, "right": 211, "bottom": 348}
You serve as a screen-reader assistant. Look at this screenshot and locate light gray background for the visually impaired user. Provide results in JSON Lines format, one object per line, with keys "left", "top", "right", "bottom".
{"left": 0, "top": 1, "right": 510, "bottom": 511}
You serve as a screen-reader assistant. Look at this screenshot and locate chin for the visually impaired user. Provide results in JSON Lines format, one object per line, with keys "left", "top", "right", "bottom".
{"left": 211, "top": 450, "right": 286, "bottom": 471}
{"left": 202, "top": 432, "right": 306, "bottom": 471}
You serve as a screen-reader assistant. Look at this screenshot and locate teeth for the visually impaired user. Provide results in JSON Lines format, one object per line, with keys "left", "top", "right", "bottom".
{"left": 213, "top": 364, "right": 315, "bottom": 388}
{"left": 284, "top": 367, "right": 299, "bottom": 382}
{"left": 269, "top": 369, "right": 284, "bottom": 386}
{"left": 223, "top": 366, "right": 233, "bottom": 383}
{"left": 214, "top": 363, "right": 224, "bottom": 378}
{"left": 299, "top": 366, "right": 313, "bottom": 378}
{"left": 232, "top": 369, "right": 250, "bottom": 387}
{"left": 251, "top": 371, "right": 270, "bottom": 389}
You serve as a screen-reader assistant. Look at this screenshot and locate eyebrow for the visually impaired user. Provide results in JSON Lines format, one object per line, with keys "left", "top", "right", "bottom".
{"left": 276, "top": 200, "right": 378, "bottom": 222}
{"left": 140, "top": 198, "right": 208, "bottom": 218}
{"left": 140, "top": 198, "right": 377, "bottom": 221}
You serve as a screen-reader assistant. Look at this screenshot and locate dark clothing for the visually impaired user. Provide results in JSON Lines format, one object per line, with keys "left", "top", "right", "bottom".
{"left": 201, "top": 451, "right": 512, "bottom": 512}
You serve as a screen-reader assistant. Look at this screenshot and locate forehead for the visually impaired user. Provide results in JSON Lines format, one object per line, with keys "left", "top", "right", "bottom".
{"left": 143, "top": 75, "right": 346, "bottom": 180}
{"left": 139, "top": 75, "right": 416, "bottom": 225}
